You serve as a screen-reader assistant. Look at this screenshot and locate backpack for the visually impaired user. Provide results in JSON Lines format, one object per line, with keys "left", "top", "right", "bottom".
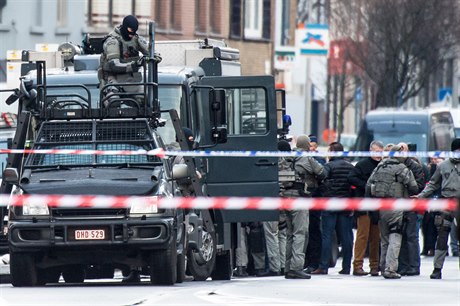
{"left": 369, "top": 160, "right": 405, "bottom": 198}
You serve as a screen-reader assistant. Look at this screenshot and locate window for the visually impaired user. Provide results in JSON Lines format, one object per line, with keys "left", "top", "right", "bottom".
{"left": 0, "top": 60, "right": 6, "bottom": 83}
{"left": 244, "top": 0, "right": 263, "bottom": 39}
{"left": 195, "top": 0, "right": 208, "bottom": 33}
{"left": 57, "top": 0, "right": 68, "bottom": 27}
{"left": 156, "top": 85, "right": 186, "bottom": 146}
{"left": 230, "top": 0, "right": 242, "bottom": 38}
{"left": 36, "top": 0, "right": 43, "bottom": 27}
{"left": 155, "top": 0, "right": 166, "bottom": 29}
{"left": 209, "top": 0, "right": 221, "bottom": 34}
{"left": 0, "top": 0, "right": 5, "bottom": 24}
{"left": 170, "top": 0, "right": 181, "bottom": 31}
{"left": 226, "top": 87, "right": 267, "bottom": 135}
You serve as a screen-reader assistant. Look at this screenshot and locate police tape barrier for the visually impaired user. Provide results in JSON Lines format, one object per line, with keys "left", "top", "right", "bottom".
{"left": 0, "top": 148, "right": 459, "bottom": 159}
{"left": 1, "top": 195, "right": 457, "bottom": 211}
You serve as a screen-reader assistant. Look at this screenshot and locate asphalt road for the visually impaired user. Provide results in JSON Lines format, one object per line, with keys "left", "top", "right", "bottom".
{"left": 0, "top": 256, "right": 458, "bottom": 306}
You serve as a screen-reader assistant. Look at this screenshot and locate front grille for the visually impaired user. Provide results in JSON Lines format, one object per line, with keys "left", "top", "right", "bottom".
{"left": 52, "top": 208, "right": 127, "bottom": 219}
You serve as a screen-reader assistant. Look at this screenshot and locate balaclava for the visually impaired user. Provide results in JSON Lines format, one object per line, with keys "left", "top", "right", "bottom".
{"left": 120, "top": 15, "right": 139, "bottom": 41}
{"left": 451, "top": 138, "right": 460, "bottom": 163}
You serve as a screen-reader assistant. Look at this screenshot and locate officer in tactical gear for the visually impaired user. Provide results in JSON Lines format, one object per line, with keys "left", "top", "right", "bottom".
{"left": 365, "top": 144, "right": 419, "bottom": 279}
{"left": 99, "top": 15, "right": 161, "bottom": 108}
{"left": 259, "top": 140, "right": 290, "bottom": 277}
{"left": 283, "top": 135, "right": 325, "bottom": 279}
{"left": 417, "top": 138, "right": 460, "bottom": 279}
{"left": 396, "top": 142, "right": 424, "bottom": 276}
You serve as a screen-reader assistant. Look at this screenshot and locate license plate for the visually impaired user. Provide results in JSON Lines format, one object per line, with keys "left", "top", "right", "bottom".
{"left": 74, "top": 229, "right": 105, "bottom": 240}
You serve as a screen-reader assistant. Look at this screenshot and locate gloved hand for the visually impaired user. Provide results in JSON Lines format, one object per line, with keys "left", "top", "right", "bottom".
{"left": 153, "top": 53, "right": 162, "bottom": 63}
{"left": 136, "top": 56, "right": 146, "bottom": 67}
{"left": 129, "top": 61, "right": 139, "bottom": 73}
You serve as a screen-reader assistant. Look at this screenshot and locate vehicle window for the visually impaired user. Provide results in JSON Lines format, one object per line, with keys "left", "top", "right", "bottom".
{"left": 157, "top": 85, "right": 185, "bottom": 146}
{"left": 31, "top": 144, "right": 93, "bottom": 166}
{"left": 29, "top": 143, "right": 158, "bottom": 166}
{"left": 0, "top": 140, "right": 8, "bottom": 176}
{"left": 226, "top": 87, "right": 267, "bottom": 135}
{"left": 373, "top": 132, "right": 428, "bottom": 152}
{"left": 96, "top": 143, "right": 152, "bottom": 164}
{"left": 42, "top": 85, "right": 97, "bottom": 109}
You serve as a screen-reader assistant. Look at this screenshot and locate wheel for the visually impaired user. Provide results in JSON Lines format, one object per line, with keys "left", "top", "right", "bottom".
{"left": 186, "top": 225, "right": 216, "bottom": 281}
{"left": 10, "top": 252, "right": 37, "bottom": 287}
{"left": 62, "top": 265, "right": 85, "bottom": 283}
{"left": 150, "top": 234, "right": 177, "bottom": 285}
{"left": 211, "top": 250, "right": 232, "bottom": 280}
{"left": 37, "top": 267, "right": 61, "bottom": 285}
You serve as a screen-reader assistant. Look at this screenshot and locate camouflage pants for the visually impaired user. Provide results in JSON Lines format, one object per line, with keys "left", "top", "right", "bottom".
{"left": 285, "top": 209, "right": 309, "bottom": 272}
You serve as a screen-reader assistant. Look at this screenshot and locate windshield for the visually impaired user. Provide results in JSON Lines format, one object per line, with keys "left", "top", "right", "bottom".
{"left": 28, "top": 143, "right": 159, "bottom": 167}
{"left": 373, "top": 132, "right": 428, "bottom": 152}
{"left": 41, "top": 85, "right": 99, "bottom": 109}
{"left": 157, "top": 85, "right": 184, "bottom": 147}
{"left": 25, "top": 120, "right": 161, "bottom": 168}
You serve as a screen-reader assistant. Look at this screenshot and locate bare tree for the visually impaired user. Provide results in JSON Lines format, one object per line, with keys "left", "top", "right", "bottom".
{"left": 331, "top": 0, "right": 460, "bottom": 108}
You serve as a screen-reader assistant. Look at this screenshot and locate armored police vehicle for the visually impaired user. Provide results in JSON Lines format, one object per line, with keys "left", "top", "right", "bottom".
{"left": 1, "top": 23, "right": 283, "bottom": 286}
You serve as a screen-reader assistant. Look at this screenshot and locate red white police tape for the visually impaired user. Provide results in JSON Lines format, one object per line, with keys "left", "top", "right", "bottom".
{"left": 0, "top": 148, "right": 459, "bottom": 159}
{"left": 2, "top": 195, "right": 457, "bottom": 211}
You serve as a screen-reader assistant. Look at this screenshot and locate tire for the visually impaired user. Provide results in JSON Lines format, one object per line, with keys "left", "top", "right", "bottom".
{"left": 150, "top": 234, "right": 177, "bottom": 285}
{"left": 10, "top": 252, "right": 37, "bottom": 287}
{"left": 211, "top": 250, "right": 232, "bottom": 280}
{"left": 186, "top": 225, "right": 216, "bottom": 281}
{"left": 62, "top": 265, "right": 85, "bottom": 283}
{"left": 37, "top": 267, "right": 61, "bottom": 285}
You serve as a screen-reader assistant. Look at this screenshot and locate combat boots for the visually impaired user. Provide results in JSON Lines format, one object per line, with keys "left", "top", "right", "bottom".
{"left": 382, "top": 271, "right": 401, "bottom": 279}
{"left": 430, "top": 268, "right": 442, "bottom": 279}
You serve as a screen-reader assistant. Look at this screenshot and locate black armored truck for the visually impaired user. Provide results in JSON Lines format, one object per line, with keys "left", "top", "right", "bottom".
{"left": 1, "top": 22, "right": 287, "bottom": 286}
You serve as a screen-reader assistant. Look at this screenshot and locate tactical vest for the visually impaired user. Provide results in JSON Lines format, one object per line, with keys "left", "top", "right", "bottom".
{"left": 369, "top": 160, "right": 406, "bottom": 198}
{"left": 278, "top": 157, "right": 304, "bottom": 197}
{"left": 98, "top": 28, "right": 142, "bottom": 84}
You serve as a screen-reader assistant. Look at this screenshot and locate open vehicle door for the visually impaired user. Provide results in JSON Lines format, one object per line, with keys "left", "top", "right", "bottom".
{"left": 193, "top": 76, "right": 278, "bottom": 222}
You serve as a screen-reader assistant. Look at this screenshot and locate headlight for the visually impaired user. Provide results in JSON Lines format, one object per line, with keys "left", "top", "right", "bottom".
{"left": 129, "top": 196, "right": 159, "bottom": 216}
{"left": 22, "top": 202, "right": 50, "bottom": 216}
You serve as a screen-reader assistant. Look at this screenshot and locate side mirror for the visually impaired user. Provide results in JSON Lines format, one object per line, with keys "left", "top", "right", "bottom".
{"left": 3, "top": 168, "right": 19, "bottom": 183}
{"left": 172, "top": 164, "right": 189, "bottom": 180}
{"left": 5, "top": 89, "right": 20, "bottom": 105}
{"left": 209, "top": 88, "right": 227, "bottom": 143}
{"left": 209, "top": 89, "right": 226, "bottom": 126}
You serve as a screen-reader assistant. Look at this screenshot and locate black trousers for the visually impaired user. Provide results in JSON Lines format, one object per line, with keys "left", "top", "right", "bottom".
{"left": 305, "top": 210, "right": 322, "bottom": 268}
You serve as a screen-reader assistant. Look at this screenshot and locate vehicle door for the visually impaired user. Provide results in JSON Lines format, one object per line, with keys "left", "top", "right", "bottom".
{"left": 193, "top": 76, "right": 278, "bottom": 222}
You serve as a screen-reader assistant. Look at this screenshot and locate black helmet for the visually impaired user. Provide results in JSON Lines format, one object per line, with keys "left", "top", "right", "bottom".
{"left": 120, "top": 15, "right": 139, "bottom": 41}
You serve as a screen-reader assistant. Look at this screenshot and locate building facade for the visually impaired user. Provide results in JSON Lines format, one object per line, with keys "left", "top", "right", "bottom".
{"left": 86, "top": 0, "right": 276, "bottom": 76}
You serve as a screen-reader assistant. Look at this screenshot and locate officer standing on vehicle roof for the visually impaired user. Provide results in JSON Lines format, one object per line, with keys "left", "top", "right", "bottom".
{"left": 98, "top": 15, "right": 160, "bottom": 107}
{"left": 417, "top": 138, "right": 460, "bottom": 279}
